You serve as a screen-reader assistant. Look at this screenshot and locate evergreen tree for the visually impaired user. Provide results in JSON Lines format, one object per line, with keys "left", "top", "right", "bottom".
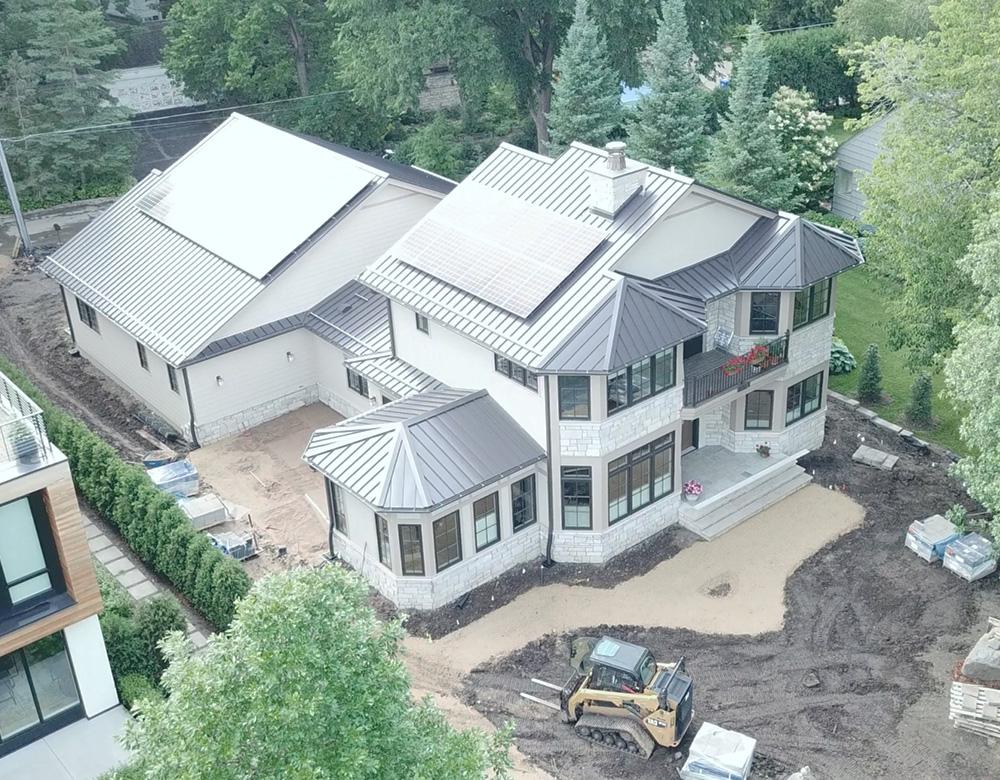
{"left": 627, "top": 0, "right": 707, "bottom": 174}
{"left": 546, "top": 0, "right": 622, "bottom": 155}
{"left": 906, "top": 371, "right": 933, "bottom": 425}
{"left": 700, "top": 22, "right": 798, "bottom": 209}
{"left": 857, "top": 343, "right": 883, "bottom": 403}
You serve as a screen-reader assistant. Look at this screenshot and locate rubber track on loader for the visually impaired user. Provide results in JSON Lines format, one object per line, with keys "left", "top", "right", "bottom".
{"left": 573, "top": 713, "right": 655, "bottom": 760}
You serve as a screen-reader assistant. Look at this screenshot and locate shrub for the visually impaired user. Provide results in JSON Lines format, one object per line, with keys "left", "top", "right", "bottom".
{"left": 857, "top": 343, "right": 882, "bottom": 403}
{"left": 119, "top": 674, "right": 163, "bottom": 711}
{"left": 906, "top": 371, "right": 933, "bottom": 426}
{"left": 830, "top": 337, "right": 857, "bottom": 375}
{"left": 101, "top": 612, "right": 155, "bottom": 682}
{"left": 945, "top": 504, "right": 968, "bottom": 533}
{"left": 95, "top": 562, "right": 134, "bottom": 620}
{"left": 136, "top": 596, "right": 186, "bottom": 682}
{"left": 763, "top": 26, "right": 857, "bottom": 109}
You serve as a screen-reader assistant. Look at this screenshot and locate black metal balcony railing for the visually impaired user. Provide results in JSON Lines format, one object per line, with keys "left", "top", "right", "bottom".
{"left": 683, "top": 332, "right": 789, "bottom": 407}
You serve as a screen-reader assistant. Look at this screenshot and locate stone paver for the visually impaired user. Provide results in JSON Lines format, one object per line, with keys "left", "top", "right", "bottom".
{"left": 83, "top": 523, "right": 103, "bottom": 540}
{"left": 116, "top": 569, "right": 148, "bottom": 588}
{"left": 87, "top": 534, "right": 113, "bottom": 553}
{"left": 852, "top": 444, "right": 899, "bottom": 471}
{"left": 104, "top": 556, "right": 135, "bottom": 576}
{"left": 94, "top": 545, "right": 124, "bottom": 564}
{"left": 127, "top": 580, "right": 159, "bottom": 600}
{"left": 188, "top": 631, "right": 208, "bottom": 649}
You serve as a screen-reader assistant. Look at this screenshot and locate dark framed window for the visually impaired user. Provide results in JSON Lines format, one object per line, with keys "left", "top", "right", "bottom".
{"left": 415, "top": 312, "right": 430, "bottom": 334}
{"left": 76, "top": 298, "right": 99, "bottom": 332}
{"left": 606, "top": 347, "right": 676, "bottom": 415}
{"left": 785, "top": 372, "right": 824, "bottom": 425}
{"left": 136, "top": 341, "right": 149, "bottom": 371}
{"left": 346, "top": 367, "right": 369, "bottom": 397}
{"left": 493, "top": 353, "right": 538, "bottom": 393}
{"left": 473, "top": 493, "right": 500, "bottom": 551}
{"left": 607, "top": 435, "right": 675, "bottom": 525}
{"left": 561, "top": 466, "right": 592, "bottom": 529}
{"left": 375, "top": 514, "right": 391, "bottom": 568}
{"left": 744, "top": 390, "right": 773, "bottom": 430}
{"left": 0, "top": 493, "right": 65, "bottom": 613}
{"left": 433, "top": 511, "right": 462, "bottom": 572}
{"left": 398, "top": 524, "right": 425, "bottom": 576}
{"left": 792, "top": 279, "right": 832, "bottom": 330}
{"left": 325, "top": 480, "right": 346, "bottom": 534}
{"left": 558, "top": 376, "right": 590, "bottom": 420}
{"left": 749, "top": 292, "right": 781, "bottom": 335}
{"left": 166, "top": 365, "right": 179, "bottom": 394}
{"left": 511, "top": 474, "right": 536, "bottom": 532}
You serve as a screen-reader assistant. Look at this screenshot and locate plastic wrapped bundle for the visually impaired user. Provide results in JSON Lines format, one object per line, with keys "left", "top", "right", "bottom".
{"left": 943, "top": 533, "right": 997, "bottom": 583}
{"left": 146, "top": 459, "right": 199, "bottom": 498}
{"left": 679, "top": 722, "right": 756, "bottom": 780}
{"left": 904, "top": 514, "right": 959, "bottom": 563}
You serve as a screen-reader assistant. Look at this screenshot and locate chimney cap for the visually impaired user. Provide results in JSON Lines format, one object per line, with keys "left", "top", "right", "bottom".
{"left": 605, "top": 141, "right": 627, "bottom": 171}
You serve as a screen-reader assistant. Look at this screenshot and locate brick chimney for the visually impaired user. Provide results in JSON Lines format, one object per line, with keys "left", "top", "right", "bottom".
{"left": 587, "top": 141, "right": 648, "bottom": 218}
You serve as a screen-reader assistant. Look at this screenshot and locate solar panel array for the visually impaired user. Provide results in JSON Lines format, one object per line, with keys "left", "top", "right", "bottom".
{"left": 395, "top": 181, "right": 606, "bottom": 318}
{"left": 138, "top": 114, "right": 375, "bottom": 280}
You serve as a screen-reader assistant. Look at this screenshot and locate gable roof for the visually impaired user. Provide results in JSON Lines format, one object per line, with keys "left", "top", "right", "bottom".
{"left": 836, "top": 112, "right": 893, "bottom": 174}
{"left": 303, "top": 389, "right": 545, "bottom": 511}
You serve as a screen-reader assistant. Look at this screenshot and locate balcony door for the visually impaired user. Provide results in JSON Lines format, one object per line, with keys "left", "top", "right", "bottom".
{"left": 681, "top": 419, "right": 699, "bottom": 455}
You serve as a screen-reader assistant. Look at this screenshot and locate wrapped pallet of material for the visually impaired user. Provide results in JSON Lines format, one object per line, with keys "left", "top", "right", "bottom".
{"left": 904, "top": 514, "right": 959, "bottom": 563}
{"left": 679, "top": 722, "right": 756, "bottom": 780}
{"left": 178, "top": 493, "right": 227, "bottom": 531}
{"left": 146, "top": 459, "right": 199, "bottom": 498}
{"left": 943, "top": 533, "right": 997, "bottom": 583}
{"left": 950, "top": 618, "right": 1000, "bottom": 740}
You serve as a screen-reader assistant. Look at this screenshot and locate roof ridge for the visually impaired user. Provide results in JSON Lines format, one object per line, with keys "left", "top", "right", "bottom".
{"left": 394, "top": 426, "right": 430, "bottom": 508}
{"left": 402, "top": 389, "right": 483, "bottom": 427}
{"left": 602, "top": 277, "right": 630, "bottom": 369}
{"left": 635, "top": 280, "right": 710, "bottom": 329}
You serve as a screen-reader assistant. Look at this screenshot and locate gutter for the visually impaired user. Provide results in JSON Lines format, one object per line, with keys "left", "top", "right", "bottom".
{"left": 181, "top": 367, "right": 200, "bottom": 448}
{"left": 58, "top": 286, "right": 77, "bottom": 345}
{"left": 543, "top": 376, "right": 555, "bottom": 566}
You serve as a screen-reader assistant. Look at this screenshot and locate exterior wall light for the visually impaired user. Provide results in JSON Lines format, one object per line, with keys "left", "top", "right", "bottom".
{"left": 216, "top": 375, "right": 224, "bottom": 387}
{"left": 286, "top": 351, "right": 294, "bottom": 363}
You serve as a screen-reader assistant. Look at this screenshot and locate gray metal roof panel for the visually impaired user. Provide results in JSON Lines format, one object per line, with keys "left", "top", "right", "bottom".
{"left": 306, "top": 281, "right": 393, "bottom": 356}
{"left": 187, "top": 313, "right": 306, "bottom": 364}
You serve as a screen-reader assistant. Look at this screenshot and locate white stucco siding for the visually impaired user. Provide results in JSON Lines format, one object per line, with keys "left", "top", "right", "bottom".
{"left": 210, "top": 183, "right": 441, "bottom": 340}
{"left": 390, "top": 300, "right": 547, "bottom": 445}
{"left": 64, "top": 615, "right": 118, "bottom": 717}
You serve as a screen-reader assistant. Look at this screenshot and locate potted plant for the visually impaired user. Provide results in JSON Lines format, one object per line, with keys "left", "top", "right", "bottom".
{"left": 682, "top": 480, "right": 704, "bottom": 503}
{"left": 9, "top": 421, "right": 41, "bottom": 465}
{"left": 756, "top": 442, "right": 771, "bottom": 458}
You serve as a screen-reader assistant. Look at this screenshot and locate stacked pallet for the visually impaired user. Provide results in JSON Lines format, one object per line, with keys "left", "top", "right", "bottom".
{"left": 950, "top": 618, "right": 1000, "bottom": 738}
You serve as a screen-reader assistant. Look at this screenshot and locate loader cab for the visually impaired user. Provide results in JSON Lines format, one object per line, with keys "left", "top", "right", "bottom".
{"left": 587, "top": 637, "right": 657, "bottom": 693}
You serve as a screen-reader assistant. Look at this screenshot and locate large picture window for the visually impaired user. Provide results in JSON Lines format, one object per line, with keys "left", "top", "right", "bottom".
{"left": 607, "top": 435, "right": 675, "bottom": 525}
{"left": 792, "top": 279, "right": 832, "bottom": 329}
{"left": 749, "top": 292, "right": 781, "bottom": 335}
{"left": 744, "top": 390, "right": 773, "bottom": 430}
{"left": 398, "top": 525, "right": 424, "bottom": 576}
{"left": 511, "top": 474, "right": 536, "bottom": 532}
{"left": 786, "top": 372, "right": 824, "bottom": 425}
{"left": 433, "top": 512, "right": 462, "bottom": 572}
{"left": 0, "top": 493, "right": 63, "bottom": 613}
{"left": 606, "top": 347, "right": 676, "bottom": 415}
{"left": 558, "top": 376, "right": 590, "bottom": 420}
{"left": 561, "top": 466, "right": 592, "bottom": 529}
{"left": 473, "top": 493, "right": 500, "bottom": 551}
{"left": 375, "top": 514, "right": 391, "bottom": 568}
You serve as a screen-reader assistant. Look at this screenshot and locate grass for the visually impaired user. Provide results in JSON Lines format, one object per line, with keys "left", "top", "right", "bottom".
{"left": 827, "top": 115, "right": 858, "bottom": 145}
{"left": 828, "top": 266, "right": 967, "bottom": 453}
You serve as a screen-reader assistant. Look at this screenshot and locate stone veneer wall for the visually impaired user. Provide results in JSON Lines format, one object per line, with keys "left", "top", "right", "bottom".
{"left": 550, "top": 495, "right": 681, "bottom": 564}
{"left": 559, "top": 387, "right": 684, "bottom": 458}
{"left": 196, "top": 385, "right": 319, "bottom": 443}
{"left": 705, "top": 295, "right": 737, "bottom": 344}
{"left": 332, "top": 529, "right": 400, "bottom": 604}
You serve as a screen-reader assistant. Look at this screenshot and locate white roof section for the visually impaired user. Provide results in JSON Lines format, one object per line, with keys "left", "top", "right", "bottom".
{"left": 137, "top": 114, "right": 376, "bottom": 280}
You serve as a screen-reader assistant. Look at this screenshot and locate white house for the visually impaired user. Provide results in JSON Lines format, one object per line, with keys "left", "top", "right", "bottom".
{"left": 303, "top": 140, "right": 863, "bottom": 609}
{"left": 42, "top": 113, "right": 453, "bottom": 444}
{"left": 831, "top": 113, "right": 894, "bottom": 222}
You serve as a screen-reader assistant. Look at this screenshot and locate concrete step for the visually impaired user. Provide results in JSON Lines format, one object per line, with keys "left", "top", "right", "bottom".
{"left": 679, "top": 454, "right": 804, "bottom": 524}
{"left": 697, "top": 472, "right": 813, "bottom": 540}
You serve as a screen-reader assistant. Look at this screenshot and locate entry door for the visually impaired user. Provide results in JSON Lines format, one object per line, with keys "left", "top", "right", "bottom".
{"left": 681, "top": 419, "right": 699, "bottom": 454}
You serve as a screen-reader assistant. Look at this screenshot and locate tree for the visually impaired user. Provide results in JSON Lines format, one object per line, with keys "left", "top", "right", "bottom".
{"left": 758, "top": 0, "right": 838, "bottom": 30}
{"left": 857, "top": 343, "right": 882, "bottom": 403}
{"left": 627, "top": 0, "right": 707, "bottom": 174}
{"left": 546, "top": 0, "right": 620, "bottom": 155}
{"left": 701, "top": 23, "right": 798, "bottom": 209}
{"left": 906, "top": 371, "right": 933, "bottom": 426}
{"left": 113, "top": 566, "right": 511, "bottom": 779}
{"left": 763, "top": 26, "right": 857, "bottom": 109}
{"left": 395, "top": 113, "right": 470, "bottom": 179}
{"left": 835, "top": 0, "right": 933, "bottom": 44}
{"left": 768, "top": 86, "right": 837, "bottom": 206}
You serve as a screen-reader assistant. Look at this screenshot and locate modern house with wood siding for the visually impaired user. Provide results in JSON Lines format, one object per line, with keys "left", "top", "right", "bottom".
{"left": 0, "top": 370, "right": 117, "bottom": 756}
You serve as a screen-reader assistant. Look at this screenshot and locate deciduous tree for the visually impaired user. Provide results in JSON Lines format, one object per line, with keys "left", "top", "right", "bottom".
{"left": 835, "top": 0, "right": 933, "bottom": 44}
{"left": 768, "top": 86, "right": 836, "bottom": 206}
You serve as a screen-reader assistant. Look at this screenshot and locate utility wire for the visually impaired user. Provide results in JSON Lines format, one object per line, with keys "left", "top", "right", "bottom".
{"left": 764, "top": 21, "right": 836, "bottom": 34}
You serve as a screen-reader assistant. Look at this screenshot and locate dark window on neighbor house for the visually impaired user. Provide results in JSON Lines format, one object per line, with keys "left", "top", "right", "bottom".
{"left": 0, "top": 493, "right": 65, "bottom": 614}
{"left": 76, "top": 298, "right": 99, "bottom": 332}
{"left": 561, "top": 466, "right": 592, "bottom": 530}
{"left": 607, "top": 435, "right": 675, "bottom": 525}
{"left": 136, "top": 341, "right": 149, "bottom": 371}
{"left": 326, "top": 480, "right": 346, "bottom": 534}
{"left": 511, "top": 474, "right": 536, "bottom": 532}
{"left": 749, "top": 292, "right": 781, "bottom": 335}
{"left": 166, "top": 365, "right": 179, "bottom": 394}
{"left": 415, "top": 312, "right": 430, "bottom": 334}
{"left": 606, "top": 348, "right": 676, "bottom": 415}
{"left": 792, "top": 279, "right": 832, "bottom": 330}
{"left": 786, "top": 372, "right": 824, "bottom": 425}
{"left": 346, "top": 367, "right": 369, "bottom": 397}
{"left": 558, "top": 376, "right": 590, "bottom": 420}
{"left": 375, "top": 514, "right": 391, "bottom": 567}
{"left": 744, "top": 390, "right": 773, "bottom": 430}
{"left": 494, "top": 353, "right": 538, "bottom": 393}
{"left": 398, "top": 524, "right": 424, "bottom": 576}
{"left": 433, "top": 511, "right": 462, "bottom": 572}
{"left": 473, "top": 493, "right": 500, "bottom": 551}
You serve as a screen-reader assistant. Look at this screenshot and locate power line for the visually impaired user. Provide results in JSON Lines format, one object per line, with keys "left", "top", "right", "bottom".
{"left": 764, "top": 21, "right": 836, "bottom": 34}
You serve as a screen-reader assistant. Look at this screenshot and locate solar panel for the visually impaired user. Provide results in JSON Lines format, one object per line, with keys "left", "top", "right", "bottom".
{"left": 395, "top": 181, "right": 606, "bottom": 318}
{"left": 138, "top": 114, "right": 375, "bottom": 280}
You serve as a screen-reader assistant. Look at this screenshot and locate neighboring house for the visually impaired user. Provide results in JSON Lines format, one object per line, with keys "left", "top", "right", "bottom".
{"left": 831, "top": 113, "right": 893, "bottom": 222}
{"left": 304, "top": 140, "right": 863, "bottom": 610}
{"left": 0, "top": 370, "right": 118, "bottom": 756}
{"left": 42, "top": 113, "right": 453, "bottom": 445}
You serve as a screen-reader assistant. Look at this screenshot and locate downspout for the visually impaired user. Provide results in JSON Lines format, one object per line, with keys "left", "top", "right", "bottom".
{"left": 543, "top": 375, "right": 556, "bottom": 566}
{"left": 180, "top": 367, "right": 200, "bottom": 448}
{"left": 59, "top": 286, "right": 77, "bottom": 345}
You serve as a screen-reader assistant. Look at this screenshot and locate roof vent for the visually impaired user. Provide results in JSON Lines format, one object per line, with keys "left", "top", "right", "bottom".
{"left": 588, "top": 141, "right": 648, "bottom": 218}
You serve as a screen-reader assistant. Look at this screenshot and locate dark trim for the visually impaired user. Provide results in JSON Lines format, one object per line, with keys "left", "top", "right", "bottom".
{"left": 0, "top": 493, "right": 68, "bottom": 618}
{"left": 180, "top": 367, "right": 200, "bottom": 448}
{"left": 472, "top": 492, "right": 501, "bottom": 552}
{"left": 557, "top": 375, "right": 591, "bottom": 420}
{"left": 748, "top": 291, "right": 781, "bottom": 335}
{"left": 544, "top": 379, "right": 555, "bottom": 564}
{"left": 560, "top": 465, "right": 593, "bottom": 530}
{"left": 744, "top": 389, "right": 774, "bottom": 431}
{"left": 432, "top": 511, "right": 462, "bottom": 572}
{"left": 607, "top": 434, "right": 675, "bottom": 526}
{"left": 607, "top": 347, "right": 677, "bottom": 416}
{"left": 785, "top": 371, "right": 824, "bottom": 426}
{"left": 511, "top": 473, "right": 537, "bottom": 533}
{"left": 0, "top": 702, "right": 84, "bottom": 757}
{"left": 397, "top": 524, "right": 425, "bottom": 576}
{"left": 58, "top": 286, "right": 76, "bottom": 345}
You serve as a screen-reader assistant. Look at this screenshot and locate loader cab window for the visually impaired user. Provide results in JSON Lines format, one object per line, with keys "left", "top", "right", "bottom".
{"left": 591, "top": 664, "right": 642, "bottom": 695}
{"left": 637, "top": 653, "right": 656, "bottom": 687}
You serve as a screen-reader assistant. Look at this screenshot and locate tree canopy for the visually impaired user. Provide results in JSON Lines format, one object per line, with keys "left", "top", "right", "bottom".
{"left": 835, "top": 0, "right": 934, "bottom": 44}
{"left": 763, "top": 26, "right": 857, "bottom": 109}
{"left": 769, "top": 86, "right": 836, "bottom": 207}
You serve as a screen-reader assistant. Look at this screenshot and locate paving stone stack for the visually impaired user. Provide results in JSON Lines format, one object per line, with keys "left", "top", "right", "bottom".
{"left": 950, "top": 617, "right": 1000, "bottom": 739}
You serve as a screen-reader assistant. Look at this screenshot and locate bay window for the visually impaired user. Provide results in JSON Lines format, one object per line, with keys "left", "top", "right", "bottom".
{"left": 793, "top": 279, "right": 832, "bottom": 329}
{"left": 607, "top": 434, "right": 675, "bottom": 525}
{"left": 473, "top": 493, "right": 500, "bottom": 551}
{"left": 749, "top": 292, "right": 780, "bottom": 335}
{"left": 785, "top": 372, "right": 823, "bottom": 425}
{"left": 606, "top": 347, "right": 676, "bottom": 414}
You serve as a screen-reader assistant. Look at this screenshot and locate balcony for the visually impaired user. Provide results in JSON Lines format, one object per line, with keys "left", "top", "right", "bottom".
{"left": 0, "top": 371, "right": 54, "bottom": 479}
{"left": 683, "top": 332, "right": 789, "bottom": 407}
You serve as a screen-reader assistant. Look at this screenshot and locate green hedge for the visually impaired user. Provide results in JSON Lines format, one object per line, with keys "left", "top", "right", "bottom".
{"left": 0, "top": 354, "right": 250, "bottom": 629}
{"left": 763, "top": 27, "right": 857, "bottom": 110}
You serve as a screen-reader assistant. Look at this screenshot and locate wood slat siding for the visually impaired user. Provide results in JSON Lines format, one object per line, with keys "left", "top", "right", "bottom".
{"left": 0, "top": 460, "right": 103, "bottom": 657}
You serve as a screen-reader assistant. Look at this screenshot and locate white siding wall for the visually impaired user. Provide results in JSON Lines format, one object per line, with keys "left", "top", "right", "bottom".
{"left": 312, "top": 335, "right": 373, "bottom": 419}
{"left": 64, "top": 615, "right": 118, "bottom": 717}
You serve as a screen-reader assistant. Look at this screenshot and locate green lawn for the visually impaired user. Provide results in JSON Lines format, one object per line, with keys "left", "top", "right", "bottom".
{"left": 828, "top": 266, "right": 966, "bottom": 453}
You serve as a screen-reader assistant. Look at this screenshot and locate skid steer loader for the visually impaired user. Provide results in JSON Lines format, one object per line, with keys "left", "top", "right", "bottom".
{"left": 521, "top": 635, "right": 694, "bottom": 760}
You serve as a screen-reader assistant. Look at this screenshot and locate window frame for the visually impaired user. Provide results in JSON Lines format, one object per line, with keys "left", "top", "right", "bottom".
{"left": 558, "top": 376, "right": 591, "bottom": 420}
{"left": 472, "top": 492, "right": 501, "bottom": 552}
{"left": 397, "top": 524, "right": 425, "bottom": 576}
{"left": 166, "top": 365, "right": 180, "bottom": 394}
{"left": 325, "top": 480, "right": 347, "bottom": 535}
{"left": 375, "top": 514, "right": 391, "bottom": 568}
{"left": 136, "top": 341, "right": 149, "bottom": 371}
{"left": 606, "top": 347, "right": 677, "bottom": 415}
{"left": 785, "top": 372, "right": 824, "bottom": 426}
{"left": 493, "top": 353, "right": 538, "bottom": 393}
{"left": 748, "top": 292, "right": 781, "bottom": 335}
{"left": 561, "top": 466, "right": 593, "bottom": 530}
{"left": 432, "top": 511, "right": 462, "bottom": 572}
{"left": 0, "top": 493, "right": 66, "bottom": 614}
{"left": 792, "top": 279, "right": 832, "bottom": 330}
{"left": 606, "top": 434, "right": 675, "bottom": 525}
{"left": 346, "top": 367, "right": 369, "bottom": 398}
{"left": 511, "top": 474, "right": 537, "bottom": 532}
{"left": 744, "top": 390, "right": 774, "bottom": 431}
{"left": 75, "top": 298, "right": 99, "bottom": 333}
{"left": 415, "top": 312, "right": 430, "bottom": 334}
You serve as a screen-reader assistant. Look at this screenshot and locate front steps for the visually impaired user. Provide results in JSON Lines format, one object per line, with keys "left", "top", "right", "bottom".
{"left": 679, "top": 450, "right": 812, "bottom": 540}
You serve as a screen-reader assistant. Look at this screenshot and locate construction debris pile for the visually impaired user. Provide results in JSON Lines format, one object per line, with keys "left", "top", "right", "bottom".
{"left": 950, "top": 617, "right": 1000, "bottom": 739}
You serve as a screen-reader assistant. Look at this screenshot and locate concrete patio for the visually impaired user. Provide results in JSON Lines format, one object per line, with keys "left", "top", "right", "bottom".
{"left": 680, "top": 445, "right": 775, "bottom": 494}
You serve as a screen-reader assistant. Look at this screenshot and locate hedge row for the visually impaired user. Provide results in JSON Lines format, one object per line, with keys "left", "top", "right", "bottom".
{"left": 0, "top": 355, "right": 250, "bottom": 630}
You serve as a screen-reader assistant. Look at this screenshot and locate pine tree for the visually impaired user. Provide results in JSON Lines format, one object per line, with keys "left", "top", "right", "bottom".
{"left": 627, "top": 0, "right": 708, "bottom": 174}
{"left": 546, "top": 0, "right": 622, "bottom": 156}
{"left": 700, "top": 22, "right": 799, "bottom": 209}
{"left": 857, "top": 343, "right": 883, "bottom": 404}
{"left": 906, "top": 371, "right": 933, "bottom": 425}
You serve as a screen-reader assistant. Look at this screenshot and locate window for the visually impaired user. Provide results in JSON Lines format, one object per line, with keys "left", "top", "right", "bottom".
{"left": 346, "top": 367, "right": 369, "bottom": 397}
{"left": 606, "top": 348, "right": 676, "bottom": 415}
{"left": 607, "top": 435, "right": 675, "bottom": 524}
{"left": 744, "top": 390, "right": 773, "bottom": 430}
{"left": 432, "top": 511, "right": 462, "bottom": 571}
{"left": 75, "top": 298, "right": 99, "bottom": 332}
{"left": 561, "top": 466, "right": 592, "bottom": 529}
{"left": 136, "top": 341, "right": 149, "bottom": 371}
{"left": 326, "top": 480, "right": 346, "bottom": 534}
{"left": 749, "top": 292, "right": 780, "bottom": 335}
{"left": 785, "top": 372, "right": 824, "bottom": 425}
{"left": 166, "top": 365, "right": 179, "bottom": 394}
{"left": 494, "top": 353, "right": 538, "bottom": 393}
{"left": 473, "top": 493, "right": 500, "bottom": 551}
{"left": 0, "top": 493, "right": 64, "bottom": 612}
{"left": 415, "top": 312, "right": 430, "bottom": 334}
{"left": 398, "top": 524, "right": 424, "bottom": 576}
{"left": 375, "top": 514, "right": 391, "bottom": 567}
{"left": 0, "top": 633, "right": 81, "bottom": 744}
{"left": 835, "top": 166, "right": 854, "bottom": 196}
{"left": 793, "top": 279, "right": 832, "bottom": 330}
{"left": 511, "top": 474, "right": 536, "bottom": 532}
{"left": 558, "top": 376, "right": 590, "bottom": 420}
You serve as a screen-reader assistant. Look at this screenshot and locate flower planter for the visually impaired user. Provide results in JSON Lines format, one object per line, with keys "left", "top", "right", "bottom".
{"left": 682, "top": 491, "right": 702, "bottom": 504}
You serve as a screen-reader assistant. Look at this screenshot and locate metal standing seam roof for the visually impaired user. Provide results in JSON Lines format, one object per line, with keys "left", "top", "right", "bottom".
{"left": 303, "top": 389, "right": 545, "bottom": 511}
